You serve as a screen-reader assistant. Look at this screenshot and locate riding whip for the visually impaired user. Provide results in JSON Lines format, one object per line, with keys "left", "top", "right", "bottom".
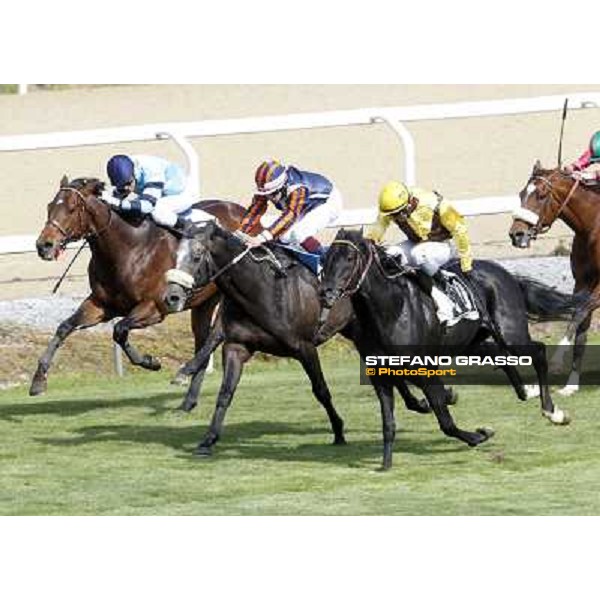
{"left": 557, "top": 98, "right": 569, "bottom": 167}
{"left": 52, "top": 241, "right": 88, "bottom": 294}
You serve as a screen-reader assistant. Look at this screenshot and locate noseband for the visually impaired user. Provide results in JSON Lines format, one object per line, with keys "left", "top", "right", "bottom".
{"left": 518, "top": 174, "right": 580, "bottom": 238}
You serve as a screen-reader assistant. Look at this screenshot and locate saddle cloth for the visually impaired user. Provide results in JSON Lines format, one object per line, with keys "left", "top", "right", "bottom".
{"left": 273, "top": 243, "right": 322, "bottom": 275}
{"left": 435, "top": 270, "right": 479, "bottom": 327}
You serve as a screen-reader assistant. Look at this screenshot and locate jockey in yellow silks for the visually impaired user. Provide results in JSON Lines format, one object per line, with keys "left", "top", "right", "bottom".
{"left": 366, "top": 181, "right": 476, "bottom": 325}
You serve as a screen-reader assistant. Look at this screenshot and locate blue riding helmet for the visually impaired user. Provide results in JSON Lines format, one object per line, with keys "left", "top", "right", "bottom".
{"left": 107, "top": 155, "right": 135, "bottom": 188}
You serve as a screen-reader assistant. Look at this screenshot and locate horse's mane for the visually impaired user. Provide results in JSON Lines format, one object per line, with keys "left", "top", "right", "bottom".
{"left": 68, "top": 177, "right": 105, "bottom": 192}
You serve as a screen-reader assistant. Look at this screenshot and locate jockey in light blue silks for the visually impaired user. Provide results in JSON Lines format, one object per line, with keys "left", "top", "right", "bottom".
{"left": 102, "top": 154, "right": 202, "bottom": 231}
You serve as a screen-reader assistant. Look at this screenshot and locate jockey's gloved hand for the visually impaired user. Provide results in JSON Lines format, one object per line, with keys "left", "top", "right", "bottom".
{"left": 100, "top": 190, "right": 121, "bottom": 207}
{"left": 234, "top": 231, "right": 255, "bottom": 245}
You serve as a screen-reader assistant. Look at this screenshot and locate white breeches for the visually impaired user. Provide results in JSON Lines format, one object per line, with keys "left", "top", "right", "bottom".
{"left": 152, "top": 193, "right": 198, "bottom": 227}
{"left": 279, "top": 187, "right": 343, "bottom": 244}
{"left": 387, "top": 239, "right": 457, "bottom": 276}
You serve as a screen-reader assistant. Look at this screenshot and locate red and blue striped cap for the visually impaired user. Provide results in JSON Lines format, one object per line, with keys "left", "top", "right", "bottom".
{"left": 254, "top": 160, "right": 288, "bottom": 195}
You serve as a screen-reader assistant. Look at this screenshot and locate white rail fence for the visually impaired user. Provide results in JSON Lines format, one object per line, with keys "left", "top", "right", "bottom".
{"left": 1, "top": 92, "right": 599, "bottom": 256}
{"left": 0, "top": 92, "right": 599, "bottom": 375}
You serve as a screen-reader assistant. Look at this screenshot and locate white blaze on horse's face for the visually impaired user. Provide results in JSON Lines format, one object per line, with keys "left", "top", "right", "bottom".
{"left": 526, "top": 182, "right": 536, "bottom": 198}
{"left": 175, "top": 237, "right": 193, "bottom": 271}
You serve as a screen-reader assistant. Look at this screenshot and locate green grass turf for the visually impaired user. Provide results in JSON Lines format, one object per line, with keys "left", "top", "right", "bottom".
{"left": 1, "top": 353, "right": 600, "bottom": 515}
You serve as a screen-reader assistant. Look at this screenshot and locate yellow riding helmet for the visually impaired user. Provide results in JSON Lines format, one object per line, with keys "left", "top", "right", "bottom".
{"left": 378, "top": 181, "right": 411, "bottom": 215}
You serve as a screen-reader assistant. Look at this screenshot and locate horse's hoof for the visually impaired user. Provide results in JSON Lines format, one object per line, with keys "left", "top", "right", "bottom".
{"left": 524, "top": 384, "right": 540, "bottom": 400}
{"left": 333, "top": 437, "right": 347, "bottom": 446}
{"left": 446, "top": 388, "right": 459, "bottom": 406}
{"left": 194, "top": 445, "right": 213, "bottom": 457}
{"left": 414, "top": 401, "right": 432, "bottom": 414}
{"left": 177, "top": 399, "right": 197, "bottom": 413}
{"left": 543, "top": 408, "right": 571, "bottom": 426}
{"left": 142, "top": 355, "right": 162, "bottom": 371}
{"left": 29, "top": 379, "right": 47, "bottom": 396}
{"left": 171, "top": 373, "right": 190, "bottom": 386}
{"left": 477, "top": 427, "right": 495, "bottom": 440}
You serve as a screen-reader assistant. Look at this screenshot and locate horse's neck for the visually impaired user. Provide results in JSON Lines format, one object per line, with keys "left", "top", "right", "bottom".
{"left": 217, "top": 248, "right": 276, "bottom": 306}
{"left": 561, "top": 185, "right": 600, "bottom": 235}
{"left": 87, "top": 206, "right": 158, "bottom": 263}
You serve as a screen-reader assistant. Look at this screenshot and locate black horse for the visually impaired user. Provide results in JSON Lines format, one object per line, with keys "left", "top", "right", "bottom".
{"left": 162, "top": 222, "right": 456, "bottom": 462}
{"left": 319, "top": 229, "right": 581, "bottom": 469}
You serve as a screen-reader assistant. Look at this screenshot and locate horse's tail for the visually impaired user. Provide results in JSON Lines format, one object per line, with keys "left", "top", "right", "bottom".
{"left": 515, "top": 276, "right": 589, "bottom": 322}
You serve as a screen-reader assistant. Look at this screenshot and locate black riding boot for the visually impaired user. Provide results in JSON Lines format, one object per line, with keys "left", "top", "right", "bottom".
{"left": 432, "top": 270, "right": 448, "bottom": 292}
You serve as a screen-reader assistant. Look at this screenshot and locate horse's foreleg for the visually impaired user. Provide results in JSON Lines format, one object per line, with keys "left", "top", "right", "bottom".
{"left": 30, "top": 296, "right": 107, "bottom": 396}
{"left": 298, "top": 343, "right": 346, "bottom": 445}
{"left": 394, "top": 379, "right": 432, "bottom": 413}
{"left": 112, "top": 301, "right": 163, "bottom": 371}
{"left": 550, "top": 291, "right": 597, "bottom": 373}
{"left": 172, "top": 296, "right": 220, "bottom": 383}
{"left": 559, "top": 311, "right": 593, "bottom": 397}
{"left": 371, "top": 380, "right": 396, "bottom": 470}
{"left": 179, "top": 321, "right": 225, "bottom": 412}
{"left": 524, "top": 341, "right": 570, "bottom": 425}
{"left": 422, "top": 378, "right": 494, "bottom": 447}
{"left": 195, "top": 342, "right": 251, "bottom": 456}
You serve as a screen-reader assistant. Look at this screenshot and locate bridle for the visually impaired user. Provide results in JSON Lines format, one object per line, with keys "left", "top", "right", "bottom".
{"left": 44, "top": 185, "right": 113, "bottom": 244}
{"left": 521, "top": 172, "right": 580, "bottom": 238}
{"left": 327, "top": 238, "right": 374, "bottom": 299}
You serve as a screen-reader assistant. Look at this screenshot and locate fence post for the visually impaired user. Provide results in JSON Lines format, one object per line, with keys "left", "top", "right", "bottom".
{"left": 155, "top": 130, "right": 214, "bottom": 374}
{"left": 155, "top": 131, "right": 200, "bottom": 195}
{"left": 371, "top": 115, "right": 417, "bottom": 186}
{"left": 113, "top": 342, "right": 124, "bottom": 377}
{"left": 17, "top": 84, "right": 28, "bottom": 95}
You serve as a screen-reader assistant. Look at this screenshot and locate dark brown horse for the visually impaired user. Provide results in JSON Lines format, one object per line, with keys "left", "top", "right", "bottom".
{"left": 32, "top": 176, "right": 252, "bottom": 396}
{"left": 509, "top": 161, "right": 599, "bottom": 396}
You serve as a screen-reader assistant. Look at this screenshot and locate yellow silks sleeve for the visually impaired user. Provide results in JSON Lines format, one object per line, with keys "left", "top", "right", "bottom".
{"left": 439, "top": 200, "right": 473, "bottom": 272}
{"left": 365, "top": 213, "right": 392, "bottom": 242}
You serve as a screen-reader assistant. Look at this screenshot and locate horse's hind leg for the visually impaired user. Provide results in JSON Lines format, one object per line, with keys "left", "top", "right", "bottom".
{"left": 30, "top": 296, "right": 107, "bottom": 396}
{"left": 195, "top": 342, "right": 251, "bottom": 456}
{"left": 423, "top": 378, "right": 494, "bottom": 447}
{"left": 179, "top": 322, "right": 225, "bottom": 412}
{"left": 112, "top": 301, "right": 164, "bottom": 371}
{"left": 298, "top": 343, "right": 346, "bottom": 445}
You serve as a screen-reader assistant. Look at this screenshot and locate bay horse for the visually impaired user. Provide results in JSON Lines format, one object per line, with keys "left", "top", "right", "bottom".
{"left": 162, "top": 221, "right": 457, "bottom": 466}
{"left": 319, "top": 229, "right": 580, "bottom": 469}
{"left": 509, "top": 161, "right": 598, "bottom": 396}
{"left": 32, "top": 176, "right": 252, "bottom": 396}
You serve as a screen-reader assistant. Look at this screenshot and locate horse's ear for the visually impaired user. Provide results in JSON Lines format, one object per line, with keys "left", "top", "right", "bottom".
{"left": 60, "top": 175, "right": 69, "bottom": 187}
{"left": 91, "top": 181, "right": 105, "bottom": 196}
{"left": 206, "top": 220, "right": 217, "bottom": 238}
{"left": 534, "top": 159, "right": 542, "bottom": 172}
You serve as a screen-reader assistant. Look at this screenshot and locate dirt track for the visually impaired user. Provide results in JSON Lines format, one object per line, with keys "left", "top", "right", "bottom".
{"left": 1, "top": 84, "right": 599, "bottom": 299}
